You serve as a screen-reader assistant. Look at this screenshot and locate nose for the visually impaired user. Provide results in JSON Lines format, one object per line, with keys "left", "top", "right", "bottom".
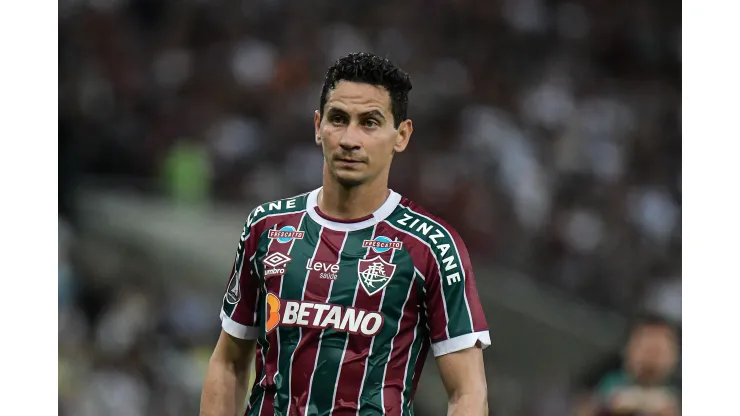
{"left": 339, "top": 124, "right": 363, "bottom": 151}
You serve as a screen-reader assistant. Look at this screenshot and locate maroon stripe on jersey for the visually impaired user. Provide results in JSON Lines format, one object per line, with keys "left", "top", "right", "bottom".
{"left": 382, "top": 277, "right": 421, "bottom": 415}
{"left": 332, "top": 222, "right": 398, "bottom": 412}
{"left": 259, "top": 212, "right": 306, "bottom": 404}
{"left": 409, "top": 341, "right": 430, "bottom": 402}
{"left": 289, "top": 228, "right": 347, "bottom": 416}
{"left": 259, "top": 393, "right": 274, "bottom": 416}
{"left": 449, "top": 229, "right": 488, "bottom": 332}
{"left": 424, "top": 269, "right": 449, "bottom": 343}
{"left": 230, "top": 265, "right": 262, "bottom": 326}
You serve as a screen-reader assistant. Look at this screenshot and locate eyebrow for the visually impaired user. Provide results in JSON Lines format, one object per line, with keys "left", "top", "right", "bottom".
{"left": 326, "top": 107, "right": 387, "bottom": 121}
{"left": 361, "top": 110, "right": 386, "bottom": 121}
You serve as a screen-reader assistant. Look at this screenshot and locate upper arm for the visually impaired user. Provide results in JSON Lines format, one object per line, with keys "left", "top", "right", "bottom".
{"left": 212, "top": 329, "right": 258, "bottom": 371}
{"left": 220, "top": 219, "right": 262, "bottom": 340}
{"left": 435, "top": 346, "right": 487, "bottom": 398}
{"left": 422, "top": 223, "right": 490, "bottom": 357}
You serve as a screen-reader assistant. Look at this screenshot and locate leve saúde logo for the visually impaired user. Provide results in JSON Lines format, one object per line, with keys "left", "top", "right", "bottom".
{"left": 305, "top": 257, "right": 339, "bottom": 280}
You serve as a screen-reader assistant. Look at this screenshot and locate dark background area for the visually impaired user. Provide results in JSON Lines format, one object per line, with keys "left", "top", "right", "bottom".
{"left": 58, "top": 1, "right": 681, "bottom": 414}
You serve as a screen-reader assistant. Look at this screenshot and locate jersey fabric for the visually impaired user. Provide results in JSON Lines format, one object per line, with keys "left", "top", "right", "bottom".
{"left": 220, "top": 188, "right": 490, "bottom": 416}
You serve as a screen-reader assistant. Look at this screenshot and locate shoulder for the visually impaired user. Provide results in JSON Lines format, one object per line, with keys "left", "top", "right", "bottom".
{"left": 388, "top": 197, "right": 466, "bottom": 249}
{"left": 387, "top": 197, "right": 471, "bottom": 283}
{"left": 243, "top": 192, "right": 311, "bottom": 232}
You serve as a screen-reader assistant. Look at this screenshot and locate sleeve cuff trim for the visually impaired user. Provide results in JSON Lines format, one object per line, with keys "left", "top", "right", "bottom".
{"left": 431, "top": 330, "right": 491, "bottom": 357}
{"left": 220, "top": 310, "right": 260, "bottom": 340}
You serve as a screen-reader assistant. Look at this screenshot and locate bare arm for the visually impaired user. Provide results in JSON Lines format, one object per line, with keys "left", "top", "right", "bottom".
{"left": 200, "top": 330, "right": 256, "bottom": 416}
{"left": 436, "top": 346, "right": 488, "bottom": 416}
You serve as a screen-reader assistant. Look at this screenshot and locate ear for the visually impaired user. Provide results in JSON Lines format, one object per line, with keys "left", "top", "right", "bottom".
{"left": 393, "top": 119, "right": 413, "bottom": 153}
{"left": 314, "top": 110, "right": 322, "bottom": 146}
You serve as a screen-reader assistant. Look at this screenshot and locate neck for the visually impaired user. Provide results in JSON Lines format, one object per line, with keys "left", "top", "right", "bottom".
{"left": 319, "top": 172, "right": 390, "bottom": 221}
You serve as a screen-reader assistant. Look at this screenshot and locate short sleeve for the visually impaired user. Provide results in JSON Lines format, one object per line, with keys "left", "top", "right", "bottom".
{"left": 219, "top": 222, "right": 261, "bottom": 340}
{"left": 423, "top": 227, "right": 490, "bottom": 357}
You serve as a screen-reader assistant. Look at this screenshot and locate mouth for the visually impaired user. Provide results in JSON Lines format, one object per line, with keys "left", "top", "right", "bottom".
{"left": 335, "top": 158, "right": 364, "bottom": 165}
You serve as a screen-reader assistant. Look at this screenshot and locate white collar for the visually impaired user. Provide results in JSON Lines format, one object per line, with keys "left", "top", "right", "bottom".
{"left": 305, "top": 187, "right": 402, "bottom": 232}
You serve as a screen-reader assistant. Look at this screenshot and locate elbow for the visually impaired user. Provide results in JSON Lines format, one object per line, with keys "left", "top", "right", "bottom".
{"left": 476, "top": 391, "right": 490, "bottom": 413}
{"left": 448, "top": 389, "right": 488, "bottom": 415}
{"left": 209, "top": 349, "right": 250, "bottom": 379}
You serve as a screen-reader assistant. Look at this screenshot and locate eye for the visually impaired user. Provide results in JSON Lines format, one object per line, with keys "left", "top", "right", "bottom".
{"left": 363, "top": 119, "right": 379, "bottom": 128}
{"left": 329, "top": 114, "right": 346, "bottom": 125}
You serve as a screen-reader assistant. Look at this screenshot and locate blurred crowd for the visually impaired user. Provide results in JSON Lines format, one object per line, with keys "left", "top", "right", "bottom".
{"left": 60, "top": 218, "right": 220, "bottom": 415}
{"left": 59, "top": 0, "right": 681, "bottom": 414}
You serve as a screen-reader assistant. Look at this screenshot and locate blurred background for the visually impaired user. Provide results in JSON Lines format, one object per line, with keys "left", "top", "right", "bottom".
{"left": 58, "top": 0, "right": 681, "bottom": 415}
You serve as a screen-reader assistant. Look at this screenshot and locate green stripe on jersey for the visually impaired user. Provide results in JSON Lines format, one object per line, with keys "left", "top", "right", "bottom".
{"left": 306, "top": 226, "right": 377, "bottom": 415}
{"left": 274, "top": 218, "right": 323, "bottom": 414}
{"left": 401, "top": 271, "right": 427, "bottom": 414}
{"left": 358, "top": 244, "right": 415, "bottom": 413}
{"left": 387, "top": 207, "right": 474, "bottom": 337}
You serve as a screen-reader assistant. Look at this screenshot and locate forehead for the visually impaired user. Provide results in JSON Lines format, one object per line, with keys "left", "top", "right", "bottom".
{"left": 324, "top": 81, "right": 392, "bottom": 115}
{"left": 631, "top": 325, "right": 675, "bottom": 344}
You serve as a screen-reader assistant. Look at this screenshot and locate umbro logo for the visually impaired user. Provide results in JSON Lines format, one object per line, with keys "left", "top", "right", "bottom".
{"left": 263, "top": 252, "right": 291, "bottom": 277}
{"left": 263, "top": 252, "right": 291, "bottom": 268}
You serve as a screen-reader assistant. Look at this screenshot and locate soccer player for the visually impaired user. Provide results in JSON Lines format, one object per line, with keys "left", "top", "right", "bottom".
{"left": 200, "top": 52, "right": 490, "bottom": 416}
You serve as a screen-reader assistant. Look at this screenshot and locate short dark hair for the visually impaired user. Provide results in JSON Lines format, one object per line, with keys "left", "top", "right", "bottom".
{"left": 632, "top": 313, "right": 674, "bottom": 329}
{"left": 628, "top": 312, "right": 680, "bottom": 341}
{"left": 319, "top": 52, "right": 412, "bottom": 128}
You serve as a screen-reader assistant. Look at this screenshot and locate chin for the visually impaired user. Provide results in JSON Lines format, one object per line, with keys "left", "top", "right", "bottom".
{"left": 333, "top": 171, "right": 367, "bottom": 187}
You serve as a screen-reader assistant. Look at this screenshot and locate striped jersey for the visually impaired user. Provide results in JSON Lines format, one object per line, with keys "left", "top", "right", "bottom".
{"left": 220, "top": 188, "right": 490, "bottom": 416}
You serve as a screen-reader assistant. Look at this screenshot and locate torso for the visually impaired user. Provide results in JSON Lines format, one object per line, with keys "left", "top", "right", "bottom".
{"left": 236, "top": 188, "right": 482, "bottom": 416}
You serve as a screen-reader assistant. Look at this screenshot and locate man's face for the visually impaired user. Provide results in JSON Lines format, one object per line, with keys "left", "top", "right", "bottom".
{"left": 315, "top": 81, "right": 412, "bottom": 187}
{"left": 626, "top": 324, "right": 678, "bottom": 384}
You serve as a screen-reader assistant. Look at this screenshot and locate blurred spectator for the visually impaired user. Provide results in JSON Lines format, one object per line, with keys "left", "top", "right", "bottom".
{"left": 584, "top": 315, "right": 680, "bottom": 416}
{"left": 58, "top": 230, "right": 216, "bottom": 416}
{"left": 161, "top": 136, "right": 212, "bottom": 205}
